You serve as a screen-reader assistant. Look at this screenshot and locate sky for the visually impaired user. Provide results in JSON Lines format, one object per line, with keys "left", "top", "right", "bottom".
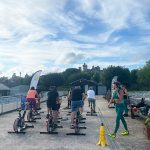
{"left": 0, "top": 0, "right": 150, "bottom": 77}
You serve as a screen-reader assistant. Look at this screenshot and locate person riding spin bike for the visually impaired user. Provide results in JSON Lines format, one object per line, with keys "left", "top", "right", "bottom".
{"left": 70, "top": 86, "right": 84, "bottom": 129}
{"left": 46, "top": 86, "right": 60, "bottom": 127}
{"left": 87, "top": 87, "right": 96, "bottom": 113}
{"left": 26, "top": 86, "right": 39, "bottom": 113}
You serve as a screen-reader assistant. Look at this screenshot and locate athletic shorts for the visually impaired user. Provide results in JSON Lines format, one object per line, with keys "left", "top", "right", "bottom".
{"left": 71, "top": 100, "right": 83, "bottom": 112}
{"left": 27, "top": 98, "right": 36, "bottom": 110}
{"left": 88, "top": 98, "right": 95, "bottom": 102}
{"left": 47, "top": 101, "right": 59, "bottom": 111}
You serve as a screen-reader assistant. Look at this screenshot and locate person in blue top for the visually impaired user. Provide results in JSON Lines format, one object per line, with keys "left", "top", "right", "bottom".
{"left": 21, "top": 95, "right": 27, "bottom": 110}
{"left": 108, "top": 81, "right": 129, "bottom": 138}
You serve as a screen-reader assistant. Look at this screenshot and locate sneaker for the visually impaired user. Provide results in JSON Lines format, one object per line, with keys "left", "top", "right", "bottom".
{"left": 70, "top": 124, "right": 75, "bottom": 129}
{"left": 120, "top": 131, "right": 129, "bottom": 135}
{"left": 108, "top": 133, "right": 116, "bottom": 138}
{"left": 46, "top": 114, "right": 49, "bottom": 119}
{"left": 123, "top": 114, "right": 129, "bottom": 117}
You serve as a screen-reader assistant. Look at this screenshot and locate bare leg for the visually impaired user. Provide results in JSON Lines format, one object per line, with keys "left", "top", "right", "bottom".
{"left": 71, "top": 112, "right": 75, "bottom": 124}
{"left": 53, "top": 110, "right": 58, "bottom": 125}
{"left": 79, "top": 107, "right": 83, "bottom": 114}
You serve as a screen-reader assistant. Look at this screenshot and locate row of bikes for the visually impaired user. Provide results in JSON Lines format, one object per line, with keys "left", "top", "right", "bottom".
{"left": 8, "top": 98, "right": 97, "bottom": 136}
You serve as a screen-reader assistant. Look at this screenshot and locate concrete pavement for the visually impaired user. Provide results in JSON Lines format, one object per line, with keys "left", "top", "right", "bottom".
{"left": 0, "top": 96, "right": 149, "bottom": 150}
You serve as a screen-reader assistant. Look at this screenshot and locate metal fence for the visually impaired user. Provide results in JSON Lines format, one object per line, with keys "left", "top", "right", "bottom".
{"left": 0, "top": 92, "right": 47, "bottom": 115}
{"left": 0, "top": 91, "right": 68, "bottom": 115}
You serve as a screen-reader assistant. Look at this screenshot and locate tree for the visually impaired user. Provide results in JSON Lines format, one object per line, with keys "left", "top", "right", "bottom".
{"left": 102, "top": 66, "right": 130, "bottom": 89}
{"left": 0, "top": 76, "right": 9, "bottom": 86}
{"left": 22, "top": 74, "right": 31, "bottom": 85}
{"left": 68, "top": 72, "right": 91, "bottom": 83}
{"left": 137, "top": 60, "right": 150, "bottom": 90}
{"left": 8, "top": 73, "right": 23, "bottom": 87}
{"left": 62, "top": 68, "right": 81, "bottom": 84}
{"left": 91, "top": 72, "right": 100, "bottom": 83}
{"left": 130, "top": 69, "right": 138, "bottom": 90}
{"left": 39, "top": 73, "right": 64, "bottom": 90}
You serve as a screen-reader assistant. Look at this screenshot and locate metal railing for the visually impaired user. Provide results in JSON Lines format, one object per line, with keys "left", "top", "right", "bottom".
{"left": 0, "top": 93, "right": 47, "bottom": 115}
{"left": 0, "top": 91, "right": 68, "bottom": 115}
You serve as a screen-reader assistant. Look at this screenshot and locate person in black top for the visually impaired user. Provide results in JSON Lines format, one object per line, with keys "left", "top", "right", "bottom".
{"left": 47, "top": 86, "right": 60, "bottom": 126}
{"left": 136, "top": 98, "right": 145, "bottom": 108}
{"left": 70, "top": 86, "right": 84, "bottom": 128}
{"left": 131, "top": 98, "right": 149, "bottom": 118}
{"left": 122, "top": 84, "right": 129, "bottom": 117}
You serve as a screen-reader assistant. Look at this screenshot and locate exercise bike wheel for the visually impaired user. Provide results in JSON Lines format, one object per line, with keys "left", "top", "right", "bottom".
{"left": 13, "top": 118, "right": 21, "bottom": 132}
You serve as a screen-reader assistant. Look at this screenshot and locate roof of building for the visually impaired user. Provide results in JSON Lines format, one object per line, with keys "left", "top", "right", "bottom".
{"left": 0, "top": 83, "right": 10, "bottom": 91}
{"left": 70, "top": 78, "right": 98, "bottom": 86}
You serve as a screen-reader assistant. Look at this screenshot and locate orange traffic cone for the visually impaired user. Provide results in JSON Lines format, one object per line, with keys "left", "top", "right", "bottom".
{"left": 97, "top": 123, "right": 108, "bottom": 147}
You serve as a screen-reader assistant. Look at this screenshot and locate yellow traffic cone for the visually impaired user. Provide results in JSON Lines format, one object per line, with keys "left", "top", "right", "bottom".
{"left": 97, "top": 123, "right": 108, "bottom": 147}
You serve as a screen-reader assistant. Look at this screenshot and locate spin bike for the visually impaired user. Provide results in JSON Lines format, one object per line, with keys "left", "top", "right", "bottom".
{"left": 40, "top": 108, "right": 63, "bottom": 134}
{"left": 86, "top": 100, "right": 97, "bottom": 116}
{"left": 66, "top": 109, "right": 86, "bottom": 136}
{"left": 8, "top": 98, "right": 34, "bottom": 134}
{"left": 26, "top": 100, "right": 41, "bottom": 123}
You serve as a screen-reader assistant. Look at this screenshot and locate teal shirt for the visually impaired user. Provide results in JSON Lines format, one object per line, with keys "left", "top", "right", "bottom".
{"left": 113, "top": 90, "right": 119, "bottom": 99}
{"left": 113, "top": 90, "right": 124, "bottom": 104}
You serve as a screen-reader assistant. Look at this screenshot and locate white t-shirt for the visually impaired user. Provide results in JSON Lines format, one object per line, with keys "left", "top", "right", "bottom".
{"left": 87, "top": 90, "right": 95, "bottom": 99}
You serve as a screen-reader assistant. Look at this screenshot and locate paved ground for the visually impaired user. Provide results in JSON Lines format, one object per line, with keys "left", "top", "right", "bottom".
{"left": 0, "top": 96, "right": 150, "bottom": 150}
{"left": 97, "top": 96, "right": 150, "bottom": 150}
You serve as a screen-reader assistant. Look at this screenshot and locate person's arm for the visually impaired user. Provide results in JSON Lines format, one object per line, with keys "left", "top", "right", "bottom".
{"left": 34, "top": 91, "right": 39, "bottom": 103}
{"left": 55, "top": 91, "right": 61, "bottom": 104}
{"left": 108, "top": 97, "right": 114, "bottom": 107}
{"left": 124, "top": 89, "right": 128, "bottom": 96}
{"left": 82, "top": 93, "right": 86, "bottom": 101}
{"left": 35, "top": 90, "right": 39, "bottom": 98}
{"left": 59, "top": 96, "right": 62, "bottom": 104}
{"left": 67, "top": 92, "right": 71, "bottom": 101}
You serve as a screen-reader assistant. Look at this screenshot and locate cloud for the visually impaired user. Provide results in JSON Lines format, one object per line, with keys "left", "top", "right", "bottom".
{"left": 0, "top": 0, "right": 150, "bottom": 77}
{"left": 56, "top": 52, "right": 84, "bottom": 64}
